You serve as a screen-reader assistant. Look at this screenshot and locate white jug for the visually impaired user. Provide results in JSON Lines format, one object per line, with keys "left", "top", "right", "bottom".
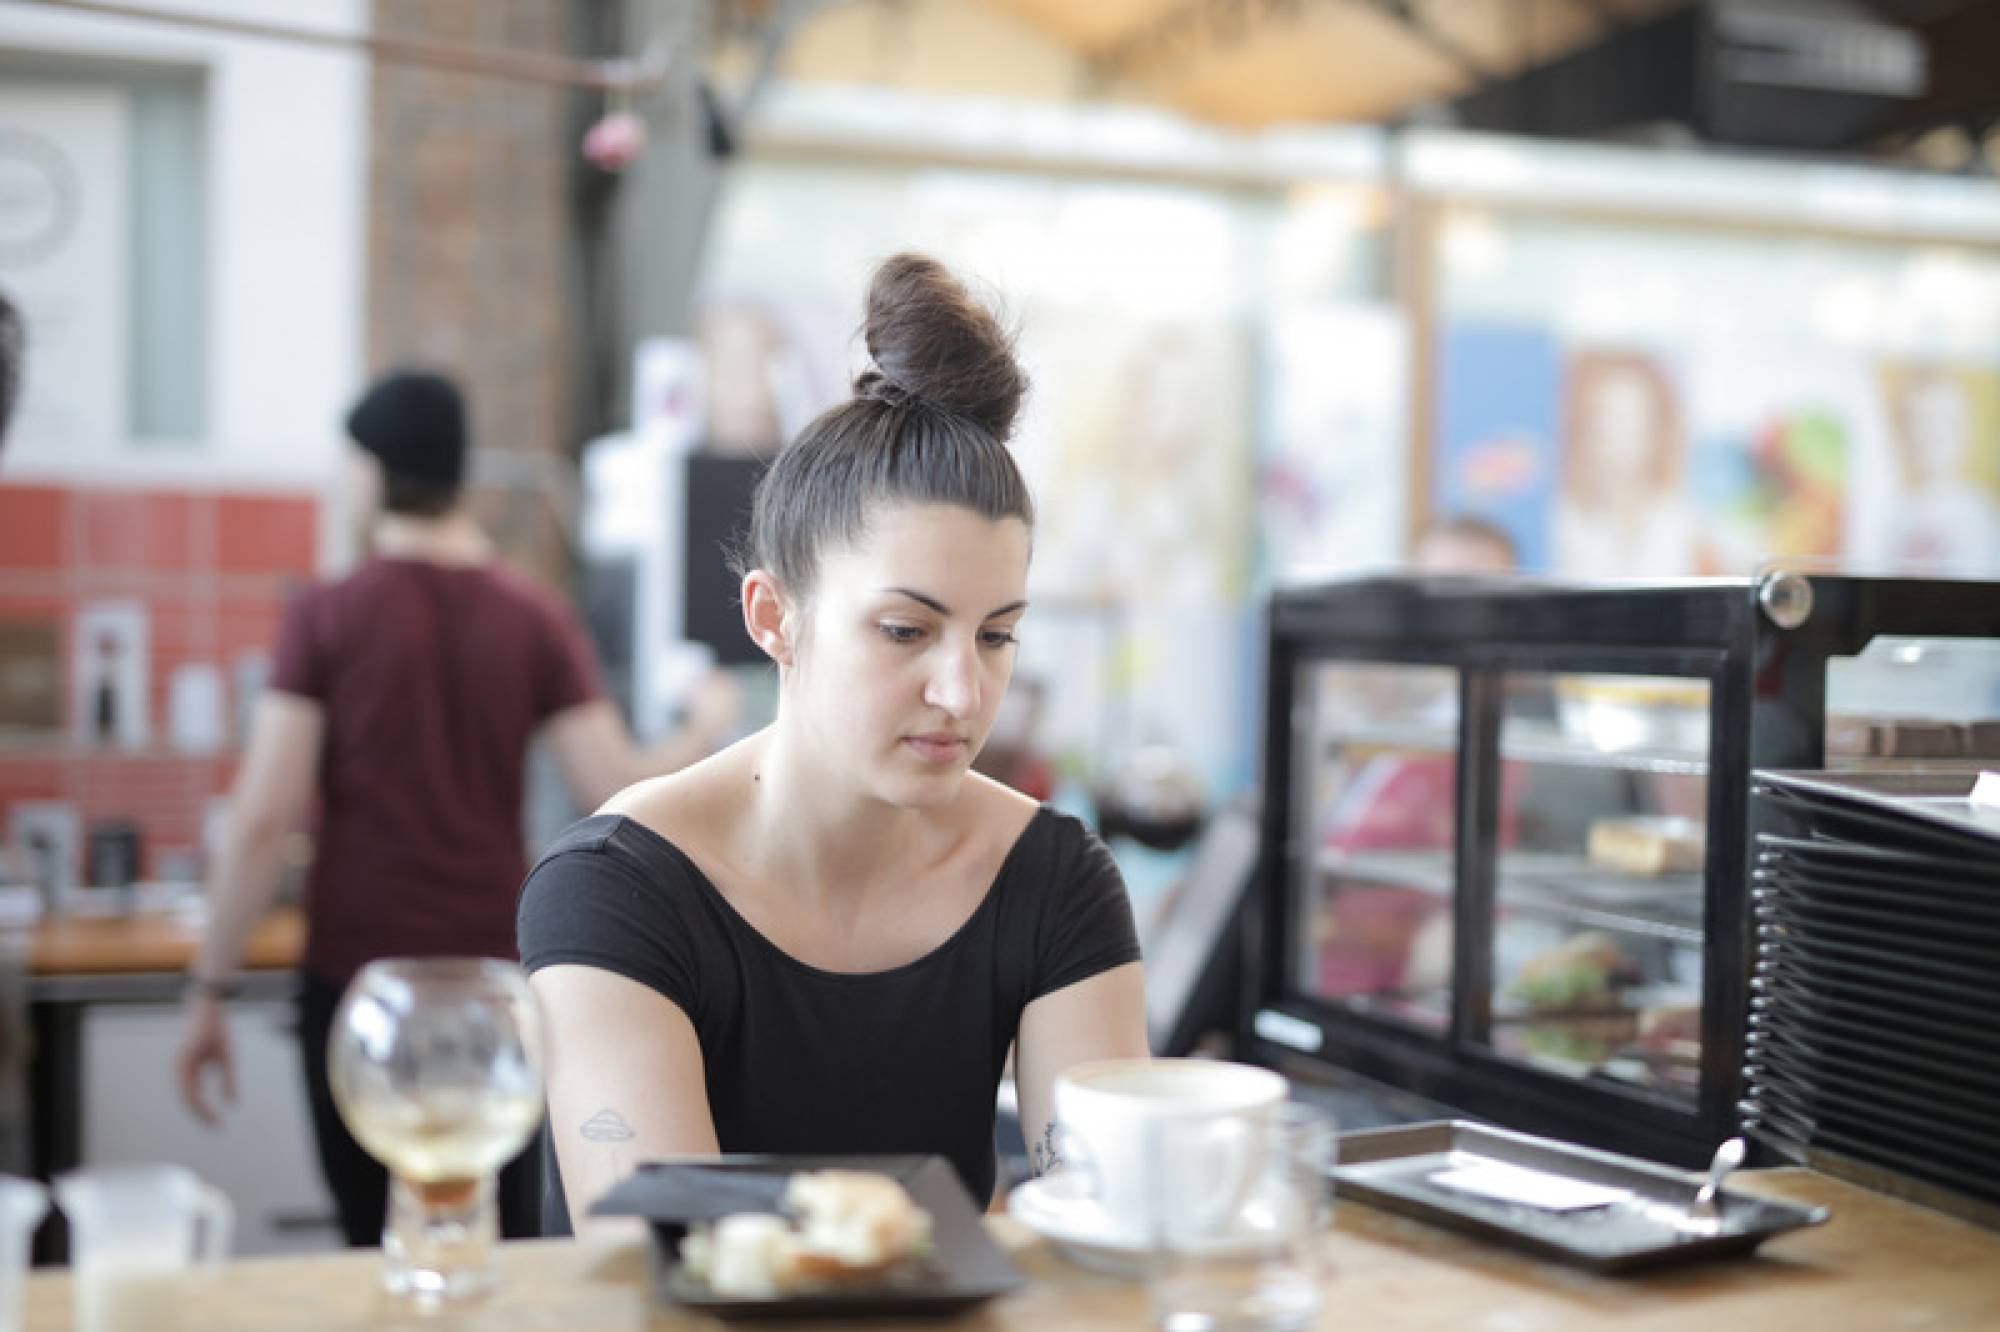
{"left": 54, "top": 1164, "right": 232, "bottom": 1332}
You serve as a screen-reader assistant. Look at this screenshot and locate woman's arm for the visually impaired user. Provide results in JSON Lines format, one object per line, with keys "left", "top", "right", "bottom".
{"left": 531, "top": 963, "right": 722, "bottom": 1236}
{"left": 1013, "top": 960, "right": 1148, "bottom": 1177}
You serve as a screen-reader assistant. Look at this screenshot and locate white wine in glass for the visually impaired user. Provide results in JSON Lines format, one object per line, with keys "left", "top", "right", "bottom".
{"left": 328, "top": 958, "right": 545, "bottom": 1305}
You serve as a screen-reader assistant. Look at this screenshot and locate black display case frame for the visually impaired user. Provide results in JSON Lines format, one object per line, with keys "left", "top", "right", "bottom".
{"left": 1243, "top": 573, "right": 2000, "bottom": 1166}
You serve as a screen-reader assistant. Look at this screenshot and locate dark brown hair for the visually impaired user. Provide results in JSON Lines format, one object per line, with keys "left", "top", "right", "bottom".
{"left": 737, "top": 254, "right": 1034, "bottom": 601}
{"left": 0, "top": 290, "right": 22, "bottom": 449}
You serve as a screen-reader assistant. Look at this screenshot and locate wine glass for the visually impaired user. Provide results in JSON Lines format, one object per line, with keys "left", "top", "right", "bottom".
{"left": 327, "top": 958, "right": 545, "bottom": 1305}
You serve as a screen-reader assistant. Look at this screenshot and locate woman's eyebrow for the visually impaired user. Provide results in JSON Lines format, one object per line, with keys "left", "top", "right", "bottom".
{"left": 883, "top": 587, "right": 1029, "bottom": 619}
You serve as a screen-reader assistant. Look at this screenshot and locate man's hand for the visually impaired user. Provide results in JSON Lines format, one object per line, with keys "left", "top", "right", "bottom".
{"left": 176, "top": 993, "right": 237, "bottom": 1126}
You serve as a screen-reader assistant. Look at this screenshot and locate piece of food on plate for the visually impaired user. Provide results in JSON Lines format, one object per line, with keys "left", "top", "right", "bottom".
{"left": 1586, "top": 816, "right": 1705, "bottom": 877}
{"left": 786, "top": 1169, "right": 934, "bottom": 1280}
{"left": 678, "top": 1169, "right": 935, "bottom": 1298}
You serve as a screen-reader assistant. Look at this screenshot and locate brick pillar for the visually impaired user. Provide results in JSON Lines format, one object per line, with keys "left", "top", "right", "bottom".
{"left": 364, "top": 0, "right": 577, "bottom": 583}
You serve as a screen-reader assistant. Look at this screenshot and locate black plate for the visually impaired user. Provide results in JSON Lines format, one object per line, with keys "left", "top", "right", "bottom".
{"left": 1754, "top": 835, "right": 2000, "bottom": 899}
{"left": 1753, "top": 950, "right": 2000, "bottom": 1025}
{"left": 1744, "top": 1067, "right": 2000, "bottom": 1164}
{"left": 1752, "top": 856, "right": 2000, "bottom": 921}
{"left": 1752, "top": 899, "right": 2000, "bottom": 969}
{"left": 1745, "top": 1012, "right": 2000, "bottom": 1099}
{"left": 1748, "top": 970, "right": 2000, "bottom": 1052}
{"left": 1742, "top": 1052, "right": 2000, "bottom": 1149}
{"left": 1755, "top": 930, "right": 2000, "bottom": 1001}
{"left": 1753, "top": 772, "right": 2000, "bottom": 862}
{"left": 1739, "top": 1103, "right": 2000, "bottom": 1211}
{"left": 594, "top": 1155, "right": 1021, "bottom": 1321}
{"left": 1752, "top": 875, "right": 2000, "bottom": 942}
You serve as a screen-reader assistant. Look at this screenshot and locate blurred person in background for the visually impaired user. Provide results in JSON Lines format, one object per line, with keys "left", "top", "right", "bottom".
{"left": 1414, "top": 514, "right": 1519, "bottom": 574}
{"left": 175, "top": 369, "right": 739, "bottom": 1247}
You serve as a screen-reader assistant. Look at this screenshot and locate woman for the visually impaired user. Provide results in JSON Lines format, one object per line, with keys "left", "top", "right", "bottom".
{"left": 518, "top": 255, "right": 1149, "bottom": 1232}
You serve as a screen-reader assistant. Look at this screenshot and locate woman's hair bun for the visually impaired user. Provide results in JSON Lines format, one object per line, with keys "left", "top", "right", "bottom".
{"left": 859, "top": 253, "right": 1025, "bottom": 441}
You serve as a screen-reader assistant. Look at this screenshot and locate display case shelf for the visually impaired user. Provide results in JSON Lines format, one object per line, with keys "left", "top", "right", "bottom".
{"left": 1318, "top": 849, "right": 1705, "bottom": 946}
{"left": 1321, "top": 721, "right": 1708, "bottom": 776}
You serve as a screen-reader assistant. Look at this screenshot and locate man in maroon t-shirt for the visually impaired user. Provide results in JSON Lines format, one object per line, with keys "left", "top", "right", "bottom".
{"left": 175, "top": 370, "right": 737, "bottom": 1246}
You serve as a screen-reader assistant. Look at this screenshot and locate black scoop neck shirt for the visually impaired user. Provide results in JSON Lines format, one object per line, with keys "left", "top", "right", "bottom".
{"left": 516, "top": 806, "right": 1141, "bottom": 1233}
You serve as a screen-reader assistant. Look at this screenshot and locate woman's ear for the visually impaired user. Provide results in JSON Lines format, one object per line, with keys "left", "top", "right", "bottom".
{"left": 741, "top": 570, "right": 793, "bottom": 667}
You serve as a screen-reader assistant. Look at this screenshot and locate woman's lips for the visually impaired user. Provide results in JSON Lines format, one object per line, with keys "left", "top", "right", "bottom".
{"left": 904, "top": 734, "right": 969, "bottom": 764}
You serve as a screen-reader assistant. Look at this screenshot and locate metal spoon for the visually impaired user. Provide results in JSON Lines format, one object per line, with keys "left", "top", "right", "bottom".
{"left": 1688, "top": 1137, "right": 1746, "bottom": 1226}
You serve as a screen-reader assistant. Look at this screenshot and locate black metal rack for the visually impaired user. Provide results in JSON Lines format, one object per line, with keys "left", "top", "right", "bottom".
{"left": 1242, "top": 573, "right": 2000, "bottom": 1167}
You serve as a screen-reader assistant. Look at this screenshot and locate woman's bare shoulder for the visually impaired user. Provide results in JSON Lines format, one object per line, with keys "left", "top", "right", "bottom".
{"left": 599, "top": 738, "right": 754, "bottom": 857}
{"left": 957, "top": 771, "right": 1042, "bottom": 848}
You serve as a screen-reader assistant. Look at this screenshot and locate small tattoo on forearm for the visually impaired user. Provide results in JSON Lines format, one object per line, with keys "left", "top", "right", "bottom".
{"left": 1030, "top": 1122, "right": 1064, "bottom": 1177}
{"left": 580, "top": 1108, "right": 636, "bottom": 1143}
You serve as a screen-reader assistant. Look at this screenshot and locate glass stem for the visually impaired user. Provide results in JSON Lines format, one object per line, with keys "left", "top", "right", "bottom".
{"left": 382, "top": 1173, "right": 497, "bottom": 1304}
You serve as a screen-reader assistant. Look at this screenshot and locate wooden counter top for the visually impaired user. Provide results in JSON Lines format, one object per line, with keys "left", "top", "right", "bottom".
{"left": 26, "top": 906, "right": 304, "bottom": 977}
{"left": 19, "top": 1170, "right": 2000, "bottom": 1330}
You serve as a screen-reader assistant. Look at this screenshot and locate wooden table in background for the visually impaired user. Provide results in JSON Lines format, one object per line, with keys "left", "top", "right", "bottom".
{"left": 21, "top": 905, "right": 306, "bottom": 1261}
{"left": 19, "top": 1171, "right": 2000, "bottom": 1330}
{"left": 27, "top": 905, "right": 304, "bottom": 977}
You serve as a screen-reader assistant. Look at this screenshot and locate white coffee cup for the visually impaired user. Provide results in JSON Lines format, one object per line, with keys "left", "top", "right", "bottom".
{"left": 1049, "top": 1058, "right": 1289, "bottom": 1248}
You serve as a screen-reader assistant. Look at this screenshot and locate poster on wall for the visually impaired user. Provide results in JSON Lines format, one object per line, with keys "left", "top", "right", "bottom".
{"left": 0, "top": 88, "right": 130, "bottom": 456}
{"left": 1259, "top": 304, "right": 1408, "bottom": 583}
{"left": 72, "top": 599, "right": 149, "bottom": 750}
{"left": 1433, "top": 323, "right": 1560, "bottom": 572}
{"left": 1028, "top": 315, "right": 1253, "bottom": 606}
{"left": 1863, "top": 363, "right": 2000, "bottom": 576}
{"left": 1553, "top": 347, "right": 1695, "bottom": 578}
{"left": 1687, "top": 345, "right": 1874, "bottom": 576}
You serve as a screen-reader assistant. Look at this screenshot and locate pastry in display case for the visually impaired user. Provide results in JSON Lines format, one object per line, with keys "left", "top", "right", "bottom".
{"left": 1249, "top": 573, "right": 2000, "bottom": 1167}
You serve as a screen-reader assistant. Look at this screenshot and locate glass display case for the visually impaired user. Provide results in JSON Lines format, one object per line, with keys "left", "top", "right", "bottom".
{"left": 1246, "top": 573, "right": 2000, "bottom": 1166}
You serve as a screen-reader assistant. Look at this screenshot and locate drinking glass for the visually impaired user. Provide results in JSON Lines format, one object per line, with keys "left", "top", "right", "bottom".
{"left": 1149, "top": 1102, "right": 1334, "bottom": 1332}
{"left": 328, "top": 958, "right": 545, "bottom": 1305}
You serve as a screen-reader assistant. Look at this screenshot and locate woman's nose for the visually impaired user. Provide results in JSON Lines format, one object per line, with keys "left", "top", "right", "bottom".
{"left": 924, "top": 642, "right": 981, "bottom": 718}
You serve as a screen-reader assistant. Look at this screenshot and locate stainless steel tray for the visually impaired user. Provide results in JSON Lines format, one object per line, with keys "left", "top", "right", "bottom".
{"left": 1331, "top": 1121, "right": 1829, "bottom": 1273}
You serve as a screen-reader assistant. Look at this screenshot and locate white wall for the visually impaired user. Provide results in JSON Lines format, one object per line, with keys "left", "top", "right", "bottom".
{"left": 0, "top": 0, "right": 366, "bottom": 515}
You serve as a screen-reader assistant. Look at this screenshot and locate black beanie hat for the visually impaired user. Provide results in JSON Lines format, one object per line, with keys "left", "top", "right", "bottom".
{"left": 345, "top": 370, "right": 468, "bottom": 487}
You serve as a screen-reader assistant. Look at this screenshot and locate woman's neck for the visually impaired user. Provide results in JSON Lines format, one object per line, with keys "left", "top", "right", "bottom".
{"left": 371, "top": 511, "right": 492, "bottom": 566}
{"left": 738, "top": 724, "right": 939, "bottom": 908}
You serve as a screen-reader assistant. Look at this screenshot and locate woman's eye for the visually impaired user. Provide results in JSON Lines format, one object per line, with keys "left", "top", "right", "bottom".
{"left": 981, "top": 630, "right": 1019, "bottom": 649}
{"left": 879, "top": 624, "right": 925, "bottom": 645}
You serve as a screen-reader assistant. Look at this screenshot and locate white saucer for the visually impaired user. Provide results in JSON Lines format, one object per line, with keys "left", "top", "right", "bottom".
{"left": 1010, "top": 1175, "right": 1279, "bottom": 1278}
{"left": 1008, "top": 1173, "right": 1154, "bottom": 1277}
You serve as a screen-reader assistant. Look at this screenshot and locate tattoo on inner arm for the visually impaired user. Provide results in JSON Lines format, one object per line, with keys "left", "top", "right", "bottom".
{"left": 1030, "top": 1121, "right": 1064, "bottom": 1177}
{"left": 580, "top": 1108, "right": 636, "bottom": 1143}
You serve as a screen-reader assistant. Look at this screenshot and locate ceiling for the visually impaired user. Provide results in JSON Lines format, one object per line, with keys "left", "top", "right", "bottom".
{"left": 978, "top": 0, "right": 1695, "bottom": 129}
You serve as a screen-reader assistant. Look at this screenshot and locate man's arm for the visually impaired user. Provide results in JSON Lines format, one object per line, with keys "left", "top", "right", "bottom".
{"left": 178, "top": 691, "right": 323, "bottom": 1122}
{"left": 530, "top": 964, "right": 721, "bottom": 1236}
{"left": 541, "top": 672, "right": 740, "bottom": 812}
{"left": 192, "top": 692, "right": 323, "bottom": 986}
{"left": 1013, "top": 961, "right": 1148, "bottom": 1177}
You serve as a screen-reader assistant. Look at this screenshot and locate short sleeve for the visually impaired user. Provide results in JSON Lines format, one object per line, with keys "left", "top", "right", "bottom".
{"left": 535, "top": 596, "right": 604, "bottom": 721}
{"left": 268, "top": 585, "right": 327, "bottom": 702}
{"left": 517, "top": 818, "right": 700, "bottom": 1020}
{"left": 1031, "top": 818, "right": 1143, "bottom": 1001}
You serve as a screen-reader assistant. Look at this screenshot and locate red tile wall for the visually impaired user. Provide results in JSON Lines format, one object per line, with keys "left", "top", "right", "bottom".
{"left": 0, "top": 484, "right": 319, "bottom": 884}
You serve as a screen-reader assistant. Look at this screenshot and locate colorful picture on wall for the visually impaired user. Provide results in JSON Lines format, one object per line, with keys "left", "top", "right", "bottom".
{"left": 1872, "top": 363, "right": 2000, "bottom": 575}
{"left": 1555, "top": 347, "right": 1694, "bottom": 578}
{"left": 1259, "top": 303, "right": 1408, "bottom": 582}
{"left": 1687, "top": 347, "right": 1862, "bottom": 576}
{"left": 1433, "top": 323, "right": 1560, "bottom": 572}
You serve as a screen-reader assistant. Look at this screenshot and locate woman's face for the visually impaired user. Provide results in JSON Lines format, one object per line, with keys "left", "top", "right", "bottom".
{"left": 786, "top": 502, "right": 1031, "bottom": 809}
